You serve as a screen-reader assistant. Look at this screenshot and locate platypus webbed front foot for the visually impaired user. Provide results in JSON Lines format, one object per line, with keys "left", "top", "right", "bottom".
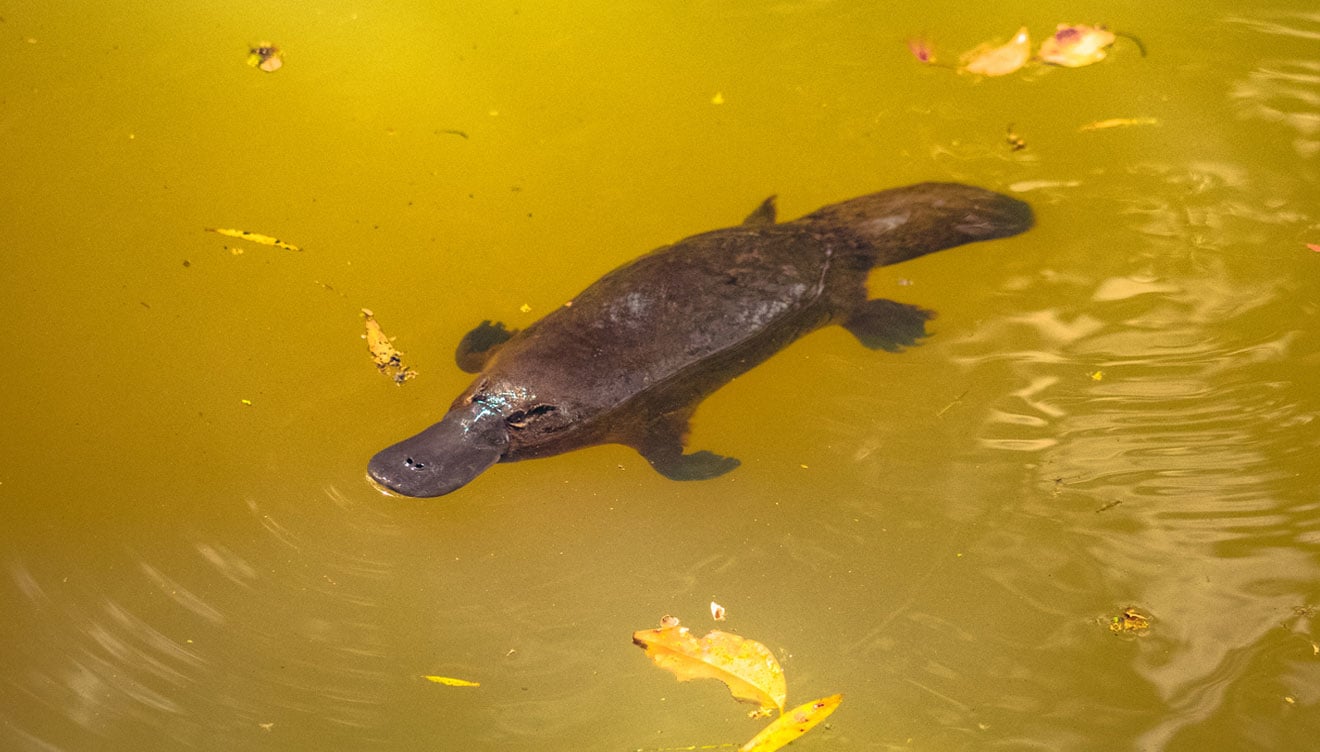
{"left": 645, "top": 449, "right": 741, "bottom": 481}
{"left": 629, "top": 412, "right": 740, "bottom": 481}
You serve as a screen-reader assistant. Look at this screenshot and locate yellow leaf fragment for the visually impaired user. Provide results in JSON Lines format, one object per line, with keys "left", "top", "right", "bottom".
{"left": 632, "top": 624, "right": 786, "bottom": 713}
{"left": 1078, "top": 117, "right": 1161, "bottom": 131}
{"left": 960, "top": 27, "right": 1030, "bottom": 77}
{"left": 424, "top": 675, "right": 480, "bottom": 687}
{"left": 1109, "top": 607, "right": 1151, "bottom": 634}
{"left": 1039, "top": 24, "right": 1116, "bottom": 68}
{"left": 739, "top": 694, "right": 843, "bottom": 752}
{"left": 361, "top": 309, "right": 418, "bottom": 384}
{"left": 205, "top": 227, "right": 300, "bottom": 251}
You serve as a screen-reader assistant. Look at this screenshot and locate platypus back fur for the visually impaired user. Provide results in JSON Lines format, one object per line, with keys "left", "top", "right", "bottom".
{"left": 368, "top": 182, "right": 1032, "bottom": 497}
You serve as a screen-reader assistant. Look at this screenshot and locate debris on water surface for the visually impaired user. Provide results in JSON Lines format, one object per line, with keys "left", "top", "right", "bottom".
{"left": 1108, "top": 607, "right": 1151, "bottom": 634}
{"left": 247, "top": 42, "right": 283, "bottom": 72}
{"left": 738, "top": 694, "right": 842, "bottom": 752}
{"left": 710, "top": 601, "right": 727, "bottom": 621}
{"left": 960, "top": 27, "right": 1031, "bottom": 77}
{"left": 906, "top": 36, "right": 938, "bottom": 64}
{"left": 205, "top": 227, "right": 300, "bottom": 251}
{"left": 913, "top": 22, "right": 1135, "bottom": 78}
{"left": 361, "top": 309, "right": 418, "bottom": 385}
{"left": 1039, "top": 24, "right": 1116, "bottom": 67}
{"left": 632, "top": 616, "right": 843, "bottom": 752}
{"left": 1006, "top": 123, "right": 1027, "bottom": 152}
{"left": 632, "top": 619, "right": 787, "bottom": 713}
{"left": 1079, "top": 117, "right": 1161, "bottom": 131}
{"left": 423, "top": 675, "right": 480, "bottom": 687}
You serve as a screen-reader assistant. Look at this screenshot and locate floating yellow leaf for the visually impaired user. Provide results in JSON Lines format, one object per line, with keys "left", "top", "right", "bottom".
{"left": 1078, "top": 117, "right": 1161, "bottom": 131}
{"left": 633, "top": 624, "right": 786, "bottom": 713}
{"left": 361, "top": 309, "right": 418, "bottom": 384}
{"left": 205, "top": 227, "right": 300, "bottom": 251}
{"left": 738, "top": 694, "right": 842, "bottom": 752}
{"left": 1039, "top": 24, "right": 1116, "bottom": 68}
{"left": 960, "top": 27, "right": 1030, "bottom": 77}
{"left": 424, "top": 675, "right": 480, "bottom": 687}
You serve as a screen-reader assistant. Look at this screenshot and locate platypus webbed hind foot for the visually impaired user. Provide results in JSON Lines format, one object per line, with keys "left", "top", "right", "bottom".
{"left": 842, "top": 299, "right": 936, "bottom": 352}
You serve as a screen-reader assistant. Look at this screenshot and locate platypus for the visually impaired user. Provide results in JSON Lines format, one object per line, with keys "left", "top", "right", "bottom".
{"left": 368, "top": 182, "right": 1032, "bottom": 497}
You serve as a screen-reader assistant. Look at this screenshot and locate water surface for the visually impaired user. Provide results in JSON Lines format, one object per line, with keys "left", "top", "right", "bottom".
{"left": 3, "top": 1, "right": 1318, "bottom": 750}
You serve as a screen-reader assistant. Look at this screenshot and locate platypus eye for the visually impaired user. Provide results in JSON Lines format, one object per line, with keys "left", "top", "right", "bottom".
{"left": 506, "top": 404, "right": 557, "bottom": 429}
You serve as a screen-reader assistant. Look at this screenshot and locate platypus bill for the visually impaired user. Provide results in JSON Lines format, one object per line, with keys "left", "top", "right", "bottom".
{"left": 368, "top": 182, "right": 1033, "bottom": 497}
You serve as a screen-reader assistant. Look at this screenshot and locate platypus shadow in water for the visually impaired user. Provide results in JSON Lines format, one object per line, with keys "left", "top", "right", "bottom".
{"left": 368, "top": 182, "right": 1033, "bottom": 497}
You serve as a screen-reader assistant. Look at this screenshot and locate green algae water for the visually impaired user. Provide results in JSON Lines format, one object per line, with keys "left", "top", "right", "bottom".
{"left": 2, "top": 1, "right": 1318, "bottom": 749}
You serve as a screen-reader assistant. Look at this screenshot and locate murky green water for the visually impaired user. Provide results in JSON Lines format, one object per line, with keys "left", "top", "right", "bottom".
{"left": 3, "top": 1, "right": 1318, "bottom": 750}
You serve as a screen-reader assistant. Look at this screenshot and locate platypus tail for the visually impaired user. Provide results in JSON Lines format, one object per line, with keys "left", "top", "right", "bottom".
{"left": 802, "top": 182, "right": 1033, "bottom": 267}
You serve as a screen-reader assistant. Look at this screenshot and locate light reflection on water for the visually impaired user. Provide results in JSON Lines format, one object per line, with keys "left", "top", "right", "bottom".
{"left": 946, "top": 162, "right": 1320, "bottom": 745}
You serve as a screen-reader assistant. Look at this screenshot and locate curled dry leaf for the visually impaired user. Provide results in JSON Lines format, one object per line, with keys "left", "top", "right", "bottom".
{"left": 632, "top": 623, "right": 787, "bottom": 713}
{"left": 960, "top": 27, "right": 1030, "bottom": 77}
{"left": 738, "top": 694, "right": 843, "bottom": 752}
{"left": 362, "top": 309, "right": 418, "bottom": 384}
{"left": 1109, "top": 607, "right": 1151, "bottom": 634}
{"left": 1039, "top": 24, "right": 1117, "bottom": 67}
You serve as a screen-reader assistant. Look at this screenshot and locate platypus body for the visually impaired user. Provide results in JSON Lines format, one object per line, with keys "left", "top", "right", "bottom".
{"left": 368, "top": 182, "right": 1033, "bottom": 497}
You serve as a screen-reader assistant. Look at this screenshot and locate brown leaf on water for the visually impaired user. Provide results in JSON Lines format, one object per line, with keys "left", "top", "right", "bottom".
{"left": 1039, "top": 24, "right": 1116, "bottom": 68}
{"left": 738, "top": 694, "right": 842, "bottom": 752}
{"left": 632, "top": 623, "right": 786, "bottom": 712}
{"left": 960, "top": 27, "right": 1030, "bottom": 77}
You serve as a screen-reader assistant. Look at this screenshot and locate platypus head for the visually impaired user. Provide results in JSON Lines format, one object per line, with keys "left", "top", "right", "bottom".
{"left": 367, "top": 381, "right": 573, "bottom": 497}
{"left": 367, "top": 398, "right": 509, "bottom": 497}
